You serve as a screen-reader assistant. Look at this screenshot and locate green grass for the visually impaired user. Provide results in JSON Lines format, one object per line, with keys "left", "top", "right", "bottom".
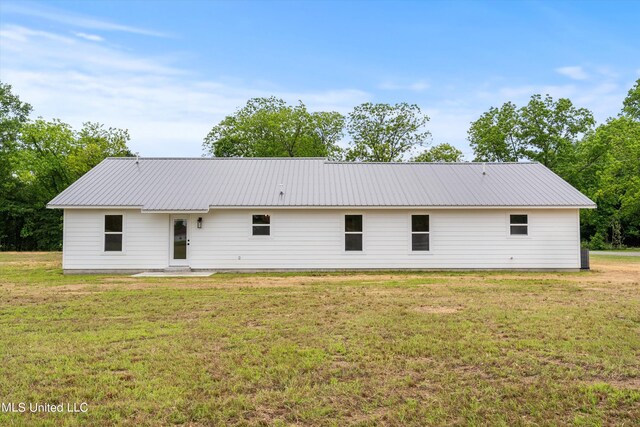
{"left": 1, "top": 253, "right": 638, "bottom": 426}
{"left": 590, "top": 254, "right": 640, "bottom": 263}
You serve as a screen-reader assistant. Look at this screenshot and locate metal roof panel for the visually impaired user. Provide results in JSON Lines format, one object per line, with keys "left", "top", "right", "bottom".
{"left": 48, "top": 158, "right": 596, "bottom": 210}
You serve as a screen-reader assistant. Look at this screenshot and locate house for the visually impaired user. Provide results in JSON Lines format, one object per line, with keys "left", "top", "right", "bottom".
{"left": 47, "top": 157, "right": 596, "bottom": 273}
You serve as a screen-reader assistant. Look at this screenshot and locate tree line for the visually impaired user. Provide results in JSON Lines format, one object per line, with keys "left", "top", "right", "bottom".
{"left": 202, "top": 97, "right": 463, "bottom": 162}
{"left": 0, "top": 82, "right": 132, "bottom": 250}
{"left": 1, "top": 79, "right": 638, "bottom": 250}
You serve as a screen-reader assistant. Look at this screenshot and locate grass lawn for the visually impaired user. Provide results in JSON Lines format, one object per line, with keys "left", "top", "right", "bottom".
{"left": 1, "top": 253, "right": 639, "bottom": 426}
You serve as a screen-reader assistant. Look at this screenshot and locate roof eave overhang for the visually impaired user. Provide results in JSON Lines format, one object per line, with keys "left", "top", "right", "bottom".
{"left": 48, "top": 204, "right": 596, "bottom": 210}
{"left": 208, "top": 204, "right": 597, "bottom": 210}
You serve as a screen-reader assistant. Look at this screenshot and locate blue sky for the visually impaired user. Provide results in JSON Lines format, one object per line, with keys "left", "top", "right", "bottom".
{"left": 1, "top": 0, "right": 639, "bottom": 158}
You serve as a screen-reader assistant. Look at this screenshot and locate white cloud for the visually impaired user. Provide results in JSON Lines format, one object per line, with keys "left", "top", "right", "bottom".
{"left": 556, "top": 66, "right": 589, "bottom": 80}
{"left": 379, "top": 80, "right": 430, "bottom": 92}
{"left": 3, "top": 2, "right": 169, "bottom": 37}
{"left": 0, "top": 24, "right": 370, "bottom": 156}
{"left": 74, "top": 32, "right": 104, "bottom": 42}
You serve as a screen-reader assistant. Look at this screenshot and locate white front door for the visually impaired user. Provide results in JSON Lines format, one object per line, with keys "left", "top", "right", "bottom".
{"left": 170, "top": 216, "right": 189, "bottom": 266}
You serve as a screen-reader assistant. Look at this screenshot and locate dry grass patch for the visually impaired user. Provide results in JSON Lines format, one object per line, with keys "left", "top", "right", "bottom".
{"left": 414, "top": 306, "right": 462, "bottom": 314}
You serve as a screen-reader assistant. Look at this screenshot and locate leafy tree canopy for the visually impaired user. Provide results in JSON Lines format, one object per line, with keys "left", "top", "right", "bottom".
{"left": 467, "top": 102, "right": 520, "bottom": 162}
{"left": 469, "top": 94, "right": 595, "bottom": 172}
{"left": 0, "top": 81, "right": 133, "bottom": 250}
{"left": 345, "top": 102, "right": 430, "bottom": 162}
{"left": 622, "top": 78, "right": 640, "bottom": 121}
{"left": 0, "top": 82, "right": 32, "bottom": 150}
{"left": 203, "top": 97, "right": 344, "bottom": 159}
{"left": 575, "top": 115, "right": 640, "bottom": 248}
{"left": 412, "top": 143, "right": 464, "bottom": 162}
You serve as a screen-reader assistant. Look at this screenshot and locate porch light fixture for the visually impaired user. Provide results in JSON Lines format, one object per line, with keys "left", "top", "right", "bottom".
{"left": 197, "top": 217, "right": 203, "bottom": 228}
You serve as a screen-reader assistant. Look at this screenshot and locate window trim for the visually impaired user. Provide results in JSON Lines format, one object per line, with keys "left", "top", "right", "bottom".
{"left": 344, "top": 213, "right": 365, "bottom": 253}
{"left": 409, "top": 213, "right": 431, "bottom": 253}
{"left": 507, "top": 213, "right": 530, "bottom": 238}
{"left": 250, "top": 213, "right": 272, "bottom": 238}
{"left": 103, "top": 212, "right": 126, "bottom": 255}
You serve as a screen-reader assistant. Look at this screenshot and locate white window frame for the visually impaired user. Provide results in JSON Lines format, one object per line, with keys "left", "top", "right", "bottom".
{"left": 103, "top": 212, "right": 125, "bottom": 254}
{"left": 508, "top": 213, "right": 529, "bottom": 238}
{"left": 250, "top": 213, "right": 271, "bottom": 238}
{"left": 344, "top": 213, "right": 364, "bottom": 253}
{"left": 409, "top": 213, "right": 431, "bottom": 253}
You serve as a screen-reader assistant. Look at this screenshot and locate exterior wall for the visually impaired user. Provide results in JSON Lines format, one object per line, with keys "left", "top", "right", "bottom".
{"left": 60, "top": 207, "right": 583, "bottom": 271}
{"left": 63, "top": 209, "right": 169, "bottom": 271}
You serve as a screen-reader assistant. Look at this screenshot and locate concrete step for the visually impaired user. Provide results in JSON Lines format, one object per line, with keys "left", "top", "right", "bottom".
{"left": 164, "top": 266, "right": 192, "bottom": 272}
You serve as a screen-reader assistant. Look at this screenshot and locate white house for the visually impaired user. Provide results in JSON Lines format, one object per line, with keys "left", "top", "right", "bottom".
{"left": 47, "top": 157, "right": 595, "bottom": 273}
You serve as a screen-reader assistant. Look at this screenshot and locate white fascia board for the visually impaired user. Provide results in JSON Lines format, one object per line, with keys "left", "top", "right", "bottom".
{"left": 140, "top": 209, "right": 210, "bottom": 214}
{"left": 207, "top": 205, "right": 596, "bottom": 210}
{"left": 47, "top": 205, "right": 144, "bottom": 210}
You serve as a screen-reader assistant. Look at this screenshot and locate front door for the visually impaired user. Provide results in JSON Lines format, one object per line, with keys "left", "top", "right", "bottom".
{"left": 170, "top": 216, "right": 189, "bottom": 266}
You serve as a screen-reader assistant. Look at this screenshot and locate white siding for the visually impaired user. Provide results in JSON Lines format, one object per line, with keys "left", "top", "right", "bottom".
{"left": 63, "top": 208, "right": 581, "bottom": 271}
{"left": 63, "top": 209, "right": 169, "bottom": 270}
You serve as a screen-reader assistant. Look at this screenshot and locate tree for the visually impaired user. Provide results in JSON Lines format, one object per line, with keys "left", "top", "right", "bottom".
{"left": 0, "top": 83, "right": 33, "bottom": 250}
{"left": 1, "top": 82, "right": 32, "bottom": 149}
{"left": 308, "top": 111, "right": 345, "bottom": 160}
{"left": 203, "top": 97, "right": 345, "bottom": 159}
{"left": 0, "top": 85, "right": 133, "bottom": 251}
{"left": 412, "top": 143, "right": 464, "bottom": 162}
{"left": 566, "top": 80, "right": 640, "bottom": 249}
{"left": 8, "top": 119, "right": 133, "bottom": 250}
{"left": 468, "top": 102, "right": 521, "bottom": 162}
{"left": 575, "top": 116, "right": 640, "bottom": 248}
{"left": 468, "top": 94, "right": 595, "bottom": 173}
{"left": 345, "top": 102, "right": 430, "bottom": 162}
{"left": 518, "top": 94, "right": 594, "bottom": 171}
{"left": 622, "top": 78, "right": 640, "bottom": 120}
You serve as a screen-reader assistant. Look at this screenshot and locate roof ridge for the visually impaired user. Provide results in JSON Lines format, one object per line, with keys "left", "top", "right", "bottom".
{"left": 106, "top": 157, "right": 329, "bottom": 160}
{"left": 107, "top": 157, "right": 540, "bottom": 165}
{"left": 325, "top": 161, "right": 540, "bottom": 165}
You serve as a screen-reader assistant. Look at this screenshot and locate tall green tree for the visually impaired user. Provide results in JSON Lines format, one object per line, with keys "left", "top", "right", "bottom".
{"left": 519, "top": 95, "right": 594, "bottom": 171}
{"left": 469, "top": 94, "right": 595, "bottom": 174}
{"left": 203, "top": 97, "right": 344, "bottom": 159}
{"left": 0, "top": 82, "right": 32, "bottom": 149}
{"left": 9, "top": 119, "right": 133, "bottom": 250}
{"left": 345, "top": 102, "right": 430, "bottom": 162}
{"left": 0, "top": 81, "right": 134, "bottom": 250}
{"left": 622, "top": 78, "right": 640, "bottom": 120}
{"left": 0, "top": 83, "right": 33, "bottom": 250}
{"left": 412, "top": 143, "right": 464, "bottom": 162}
{"left": 575, "top": 116, "right": 640, "bottom": 248}
{"left": 468, "top": 102, "right": 521, "bottom": 162}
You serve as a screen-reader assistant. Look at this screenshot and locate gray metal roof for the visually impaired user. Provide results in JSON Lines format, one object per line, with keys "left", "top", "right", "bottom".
{"left": 48, "top": 157, "right": 596, "bottom": 211}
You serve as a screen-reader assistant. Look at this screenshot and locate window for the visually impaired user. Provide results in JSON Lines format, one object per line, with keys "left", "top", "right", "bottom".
{"left": 411, "top": 215, "right": 430, "bottom": 251}
{"left": 104, "top": 215, "right": 123, "bottom": 251}
{"left": 510, "top": 214, "right": 528, "bottom": 235}
{"left": 345, "top": 215, "right": 363, "bottom": 251}
{"left": 252, "top": 214, "right": 270, "bottom": 236}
